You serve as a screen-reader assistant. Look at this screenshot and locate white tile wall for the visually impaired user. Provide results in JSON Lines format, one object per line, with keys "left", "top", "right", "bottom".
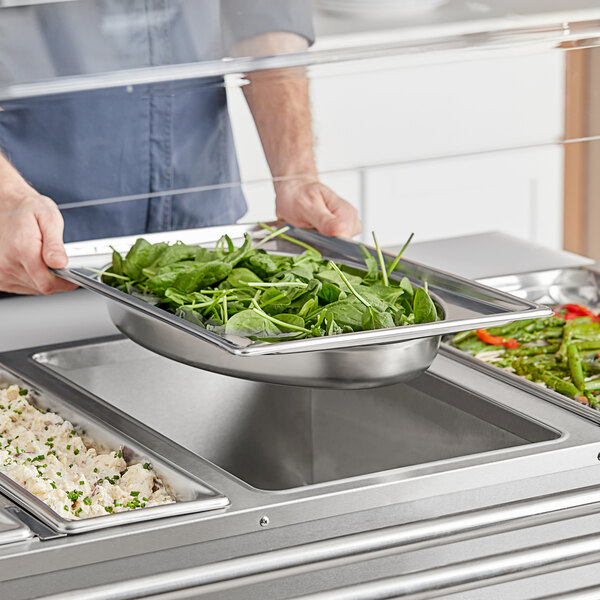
{"left": 361, "top": 146, "right": 563, "bottom": 248}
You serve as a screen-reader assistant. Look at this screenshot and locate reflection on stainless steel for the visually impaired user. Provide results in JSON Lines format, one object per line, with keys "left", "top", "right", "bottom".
{"left": 34, "top": 485, "right": 600, "bottom": 600}
{"left": 0, "top": 506, "right": 32, "bottom": 546}
{"left": 54, "top": 224, "right": 550, "bottom": 388}
{"left": 0, "top": 368, "right": 228, "bottom": 534}
{"left": 482, "top": 267, "right": 600, "bottom": 309}
{"left": 444, "top": 266, "right": 600, "bottom": 423}
{"left": 32, "top": 337, "right": 557, "bottom": 491}
{"left": 294, "top": 532, "right": 600, "bottom": 600}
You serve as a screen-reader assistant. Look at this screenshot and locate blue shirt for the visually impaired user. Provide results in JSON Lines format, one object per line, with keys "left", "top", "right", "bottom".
{"left": 0, "top": 0, "right": 313, "bottom": 242}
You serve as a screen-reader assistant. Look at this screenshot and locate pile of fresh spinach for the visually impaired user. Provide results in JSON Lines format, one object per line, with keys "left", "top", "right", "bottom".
{"left": 100, "top": 225, "right": 439, "bottom": 343}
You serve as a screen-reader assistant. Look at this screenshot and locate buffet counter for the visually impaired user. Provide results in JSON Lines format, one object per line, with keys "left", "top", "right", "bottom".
{"left": 1, "top": 232, "right": 600, "bottom": 600}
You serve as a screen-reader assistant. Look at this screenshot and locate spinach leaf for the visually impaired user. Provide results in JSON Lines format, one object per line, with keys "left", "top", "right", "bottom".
{"left": 164, "top": 288, "right": 210, "bottom": 307}
{"left": 125, "top": 238, "right": 150, "bottom": 261}
{"left": 176, "top": 307, "right": 207, "bottom": 328}
{"left": 193, "top": 246, "right": 222, "bottom": 263}
{"left": 297, "top": 296, "right": 319, "bottom": 319}
{"left": 111, "top": 249, "right": 124, "bottom": 276}
{"left": 124, "top": 283, "right": 163, "bottom": 306}
{"left": 259, "top": 287, "right": 291, "bottom": 315}
{"left": 129, "top": 242, "right": 168, "bottom": 279}
{"left": 362, "top": 307, "right": 395, "bottom": 331}
{"left": 224, "top": 233, "right": 252, "bottom": 267}
{"left": 325, "top": 312, "right": 343, "bottom": 336}
{"left": 227, "top": 267, "right": 263, "bottom": 288}
{"left": 273, "top": 314, "right": 306, "bottom": 329}
{"left": 400, "top": 277, "right": 414, "bottom": 298}
{"left": 316, "top": 268, "right": 363, "bottom": 291}
{"left": 354, "top": 286, "right": 389, "bottom": 312}
{"left": 279, "top": 265, "right": 316, "bottom": 282}
{"left": 321, "top": 299, "right": 366, "bottom": 331}
{"left": 224, "top": 309, "right": 281, "bottom": 338}
{"left": 287, "top": 279, "right": 322, "bottom": 312}
{"left": 173, "top": 261, "right": 232, "bottom": 293}
{"left": 318, "top": 282, "right": 342, "bottom": 304}
{"left": 243, "top": 251, "right": 288, "bottom": 278}
{"left": 123, "top": 238, "right": 151, "bottom": 279}
{"left": 145, "top": 263, "right": 198, "bottom": 295}
{"left": 359, "top": 244, "right": 379, "bottom": 283}
{"left": 413, "top": 287, "right": 438, "bottom": 324}
{"left": 155, "top": 242, "right": 199, "bottom": 268}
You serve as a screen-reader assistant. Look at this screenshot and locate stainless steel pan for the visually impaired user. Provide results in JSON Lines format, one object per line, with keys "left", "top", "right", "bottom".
{"left": 444, "top": 266, "right": 600, "bottom": 424}
{"left": 0, "top": 367, "right": 228, "bottom": 534}
{"left": 54, "top": 223, "right": 551, "bottom": 388}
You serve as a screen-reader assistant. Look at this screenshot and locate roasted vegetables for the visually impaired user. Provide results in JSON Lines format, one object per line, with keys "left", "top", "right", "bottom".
{"left": 99, "top": 226, "right": 439, "bottom": 343}
{"left": 449, "top": 309, "right": 600, "bottom": 409}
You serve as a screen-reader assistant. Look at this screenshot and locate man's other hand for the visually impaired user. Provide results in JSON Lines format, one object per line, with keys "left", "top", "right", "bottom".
{"left": 275, "top": 179, "right": 362, "bottom": 238}
{"left": 0, "top": 190, "right": 77, "bottom": 295}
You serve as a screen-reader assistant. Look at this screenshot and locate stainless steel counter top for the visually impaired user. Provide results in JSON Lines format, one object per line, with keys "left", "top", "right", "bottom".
{"left": 0, "top": 231, "right": 598, "bottom": 600}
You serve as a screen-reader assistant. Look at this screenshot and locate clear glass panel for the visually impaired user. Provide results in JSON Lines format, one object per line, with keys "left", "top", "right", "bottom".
{"left": 1, "top": 0, "right": 600, "bottom": 295}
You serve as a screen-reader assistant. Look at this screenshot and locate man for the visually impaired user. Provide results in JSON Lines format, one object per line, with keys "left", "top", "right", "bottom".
{"left": 0, "top": 0, "right": 361, "bottom": 295}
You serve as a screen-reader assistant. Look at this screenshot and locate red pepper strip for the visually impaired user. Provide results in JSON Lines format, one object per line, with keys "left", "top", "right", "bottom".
{"left": 561, "top": 304, "right": 597, "bottom": 318}
{"left": 476, "top": 329, "right": 520, "bottom": 349}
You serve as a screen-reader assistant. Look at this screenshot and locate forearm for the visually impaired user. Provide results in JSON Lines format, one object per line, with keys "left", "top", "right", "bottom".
{"left": 243, "top": 70, "right": 316, "bottom": 181}
{"left": 238, "top": 32, "right": 316, "bottom": 183}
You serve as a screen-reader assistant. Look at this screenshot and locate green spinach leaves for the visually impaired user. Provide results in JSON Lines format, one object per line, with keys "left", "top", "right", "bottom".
{"left": 101, "top": 227, "right": 438, "bottom": 343}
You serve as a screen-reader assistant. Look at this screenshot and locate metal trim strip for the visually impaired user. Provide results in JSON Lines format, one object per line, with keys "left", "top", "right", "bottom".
{"left": 38, "top": 485, "right": 600, "bottom": 600}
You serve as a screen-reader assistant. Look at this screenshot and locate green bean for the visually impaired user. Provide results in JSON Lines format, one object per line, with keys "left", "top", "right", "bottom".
{"left": 538, "top": 371, "right": 586, "bottom": 401}
{"left": 574, "top": 341, "right": 600, "bottom": 351}
{"left": 505, "top": 344, "right": 559, "bottom": 357}
{"left": 450, "top": 330, "right": 477, "bottom": 345}
{"left": 567, "top": 343, "right": 585, "bottom": 391}
{"left": 516, "top": 360, "right": 587, "bottom": 402}
{"left": 584, "top": 380, "right": 600, "bottom": 392}
{"left": 518, "top": 328, "right": 564, "bottom": 342}
{"left": 454, "top": 339, "right": 490, "bottom": 355}
{"left": 585, "top": 392, "right": 599, "bottom": 408}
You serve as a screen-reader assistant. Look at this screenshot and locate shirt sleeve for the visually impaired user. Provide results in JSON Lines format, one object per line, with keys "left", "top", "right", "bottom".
{"left": 221, "top": 0, "right": 315, "bottom": 54}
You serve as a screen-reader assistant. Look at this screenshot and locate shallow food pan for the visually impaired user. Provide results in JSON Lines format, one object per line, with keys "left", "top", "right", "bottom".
{"left": 54, "top": 224, "right": 551, "bottom": 389}
{"left": 0, "top": 367, "right": 229, "bottom": 534}
{"left": 443, "top": 266, "right": 600, "bottom": 423}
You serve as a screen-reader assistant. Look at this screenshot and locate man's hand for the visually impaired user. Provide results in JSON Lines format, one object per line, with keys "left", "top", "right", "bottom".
{"left": 0, "top": 186, "right": 77, "bottom": 295}
{"left": 275, "top": 179, "right": 361, "bottom": 238}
